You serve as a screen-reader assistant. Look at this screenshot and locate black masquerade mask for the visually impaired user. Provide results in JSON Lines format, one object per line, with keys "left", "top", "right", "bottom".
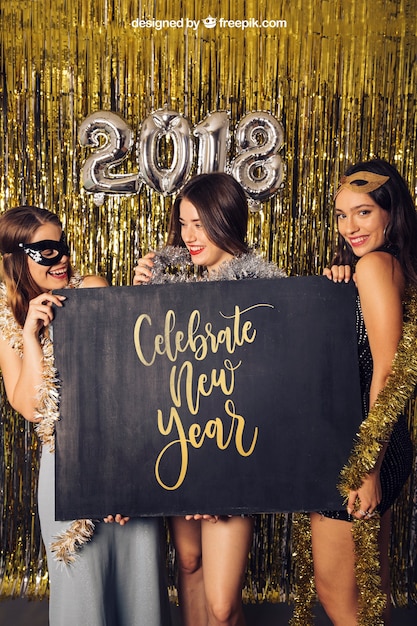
{"left": 18, "top": 232, "right": 70, "bottom": 266}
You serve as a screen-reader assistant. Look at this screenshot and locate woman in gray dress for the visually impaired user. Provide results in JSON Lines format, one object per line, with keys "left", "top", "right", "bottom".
{"left": 0, "top": 205, "right": 171, "bottom": 626}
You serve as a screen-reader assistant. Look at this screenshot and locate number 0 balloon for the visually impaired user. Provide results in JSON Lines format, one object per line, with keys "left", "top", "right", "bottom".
{"left": 138, "top": 108, "right": 194, "bottom": 195}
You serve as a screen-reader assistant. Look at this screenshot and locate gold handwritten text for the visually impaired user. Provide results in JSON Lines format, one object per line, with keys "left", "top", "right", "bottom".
{"left": 133, "top": 304, "right": 272, "bottom": 366}
{"left": 170, "top": 358, "right": 241, "bottom": 415}
{"left": 155, "top": 400, "right": 259, "bottom": 490}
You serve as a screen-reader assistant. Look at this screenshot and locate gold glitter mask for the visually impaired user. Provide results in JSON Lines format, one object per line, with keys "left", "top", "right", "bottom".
{"left": 334, "top": 171, "right": 390, "bottom": 199}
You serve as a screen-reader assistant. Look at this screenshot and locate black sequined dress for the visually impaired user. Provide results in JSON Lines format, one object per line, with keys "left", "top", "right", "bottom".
{"left": 322, "top": 247, "right": 414, "bottom": 521}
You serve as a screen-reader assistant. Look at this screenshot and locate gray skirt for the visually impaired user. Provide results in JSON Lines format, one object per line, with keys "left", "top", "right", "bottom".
{"left": 38, "top": 446, "right": 172, "bottom": 626}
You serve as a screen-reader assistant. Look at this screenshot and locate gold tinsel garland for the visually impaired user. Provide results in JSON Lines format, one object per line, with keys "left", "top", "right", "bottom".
{"left": 290, "top": 287, "right": 417, "bottom": 625}
{"left": 351, "top": 514, "right": 386, "bottom": 625}
{"left": 288, "top": 513, "right": 315, "bottom": 626}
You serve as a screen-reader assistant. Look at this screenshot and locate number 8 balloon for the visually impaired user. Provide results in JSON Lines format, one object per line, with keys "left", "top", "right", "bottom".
{"left": 230, "top": 111, "right": 285, "bottom": 210}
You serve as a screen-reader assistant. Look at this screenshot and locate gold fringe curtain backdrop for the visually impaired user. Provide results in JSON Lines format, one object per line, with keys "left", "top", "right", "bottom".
{"left": 1, "top": 0, "right": 417, "bottom": 604}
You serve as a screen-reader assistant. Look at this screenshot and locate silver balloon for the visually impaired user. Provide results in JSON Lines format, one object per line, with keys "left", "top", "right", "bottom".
{"left": 138, "top": 108, "right": 194, "bottom": 195}
{"left": 230, "top": 112, "right": 285, "bottom": 208}
{"left": 79, "top": 111, "right": 140, "bottom": 195}
{"left": 193, "top": 111, "right": 230, "bottom": 174}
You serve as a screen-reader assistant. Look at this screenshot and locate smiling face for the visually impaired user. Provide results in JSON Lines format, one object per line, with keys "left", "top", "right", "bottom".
{"left": 26, "top": 222, "right": 70, "bottom": 291}
{"left": 335, "top": 188, "right": 390, "bottom": 257}
{"left": 179, "top": 198, "right": 234, "bottom": 273}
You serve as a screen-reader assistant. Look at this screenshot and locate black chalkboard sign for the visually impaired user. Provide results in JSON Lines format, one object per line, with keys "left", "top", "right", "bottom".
{"left": 53, "top": 276, "right": 363, "bottom": 519}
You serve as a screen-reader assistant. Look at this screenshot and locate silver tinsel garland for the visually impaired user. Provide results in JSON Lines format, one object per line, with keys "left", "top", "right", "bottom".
{"left": 147, "top": 245, "right": 286, "bottom": 284}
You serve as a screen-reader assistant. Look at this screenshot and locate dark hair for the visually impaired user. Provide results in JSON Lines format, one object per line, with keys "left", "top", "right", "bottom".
{"left": 0, "top": 206, "right": 73, "bottom": 326}
{"left": 167, "top": 173, "right": 249, "bottom": 255}
{"left": 332, "top": 159, "right": 417, "bottom": 286}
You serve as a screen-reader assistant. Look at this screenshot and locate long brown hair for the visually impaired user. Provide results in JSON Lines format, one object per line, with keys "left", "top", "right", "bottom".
{"left": 167, "top": 173, "right": 249, "bottom": 255}
{"left": 0, "top": 206, "right": 73, "bottom": 327}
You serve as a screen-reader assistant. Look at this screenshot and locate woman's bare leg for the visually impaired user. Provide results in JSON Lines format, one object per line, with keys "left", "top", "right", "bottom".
{"left": 310, "top": 512, "right": 359, "bottom": 625}
{"left": 201, "top": 516, "right": 254, "bottom": 626}
{"left": 170, "top": 516, "right": 207, "bottom": 626}
{"left": 310, "top": 511, "right": 392, "bottom": 625}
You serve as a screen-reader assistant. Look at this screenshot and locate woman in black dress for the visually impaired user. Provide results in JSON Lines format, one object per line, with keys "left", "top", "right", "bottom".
{"left": 311, "top": 159, "right": 417, "bottom": 625}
